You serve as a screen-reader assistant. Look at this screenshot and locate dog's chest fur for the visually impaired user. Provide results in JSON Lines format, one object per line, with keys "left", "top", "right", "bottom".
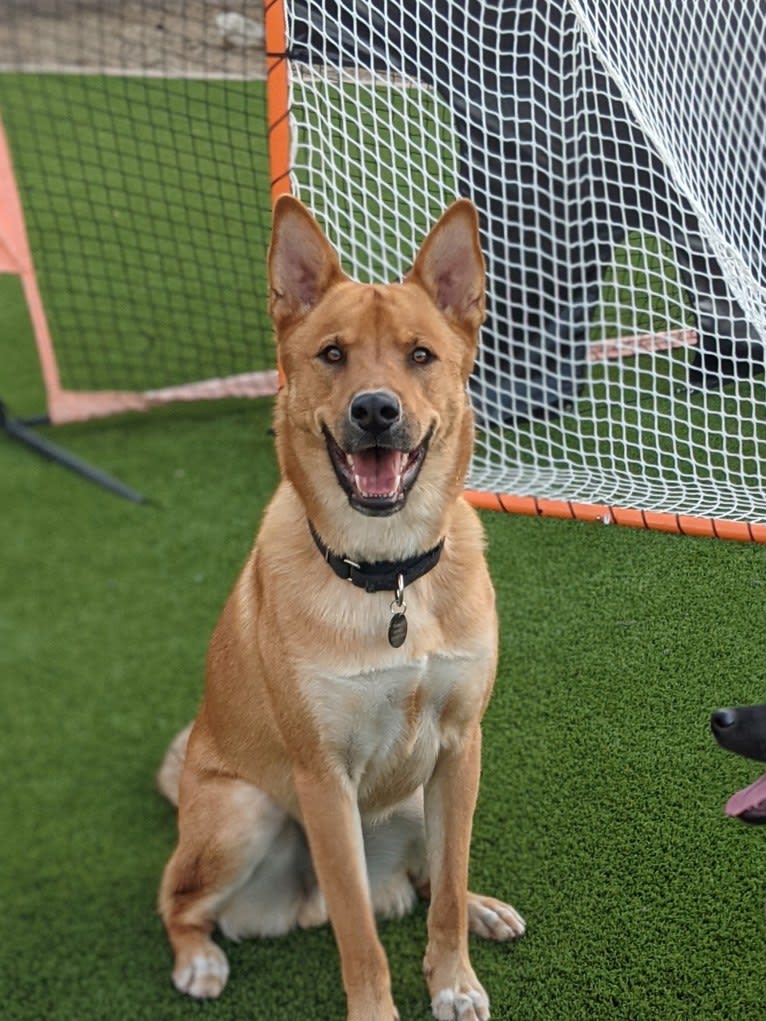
{"left": 259, "top": 512, "right": 496, "bottom": 813}
{"left": 304, "top": 637, "right": 489, "bottom": 810}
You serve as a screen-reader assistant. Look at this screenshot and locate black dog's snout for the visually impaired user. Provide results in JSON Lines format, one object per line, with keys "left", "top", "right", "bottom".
{"left": 711, "top": 707, "right": 737, "bottom": 731}
{"left": 349, "top": 390, "right": 402, "bottom": 436}
{"left": 712, "top": 703, "right": 766, "bottom": 763}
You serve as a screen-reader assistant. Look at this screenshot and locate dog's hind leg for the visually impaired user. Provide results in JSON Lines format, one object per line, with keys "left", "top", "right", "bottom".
{"left": 365, "top": 791, "right": 428, "bottom": 922}
{"left": 217, "top": 814, "right": 313, "bottom": 940}
{"left": 159, "top": 772, "right": 290, "bottom": 999}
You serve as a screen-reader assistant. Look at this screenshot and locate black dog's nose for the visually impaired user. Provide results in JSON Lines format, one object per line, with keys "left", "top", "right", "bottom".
{"left": 349, "top": 390, "right": 401, "bottom": 435}
{"left": 711, "top": 707, "right": 737, "bottom": 731}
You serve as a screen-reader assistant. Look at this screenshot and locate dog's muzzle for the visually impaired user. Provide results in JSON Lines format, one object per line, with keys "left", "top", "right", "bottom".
{"left": 323, "top": 393, "right": 432, "bottom": 516}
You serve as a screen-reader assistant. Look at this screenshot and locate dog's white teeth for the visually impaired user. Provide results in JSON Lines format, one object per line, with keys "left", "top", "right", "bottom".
{"left": 353, "top": 479, "right": 400, "bottom": 498}
{"left": 346, "top": 454, "right": 355, "bottom": 467}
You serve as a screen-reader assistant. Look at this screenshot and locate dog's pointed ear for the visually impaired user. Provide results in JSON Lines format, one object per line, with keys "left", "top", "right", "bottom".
{"left": 268, "top": 196, "right": 348, "bottom": 330}
{"left": 406, "top": 200, "right": 486, "bottom": 334}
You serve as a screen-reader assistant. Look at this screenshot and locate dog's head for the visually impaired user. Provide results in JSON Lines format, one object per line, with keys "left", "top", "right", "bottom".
{"left": 267, "top": 196, "right": 485, "bottom": 556}
{"left": 711, "top": 703, "right": 766, "bottom": 823}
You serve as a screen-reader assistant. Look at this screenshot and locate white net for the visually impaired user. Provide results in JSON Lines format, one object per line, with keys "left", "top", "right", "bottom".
{"left": 281, "top": 0, "right": 766, "bottom": 524}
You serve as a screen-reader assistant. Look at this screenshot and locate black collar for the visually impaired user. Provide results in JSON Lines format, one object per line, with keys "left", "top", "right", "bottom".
{"left": 308, "top": 520, "right": 444, "bottom": 594}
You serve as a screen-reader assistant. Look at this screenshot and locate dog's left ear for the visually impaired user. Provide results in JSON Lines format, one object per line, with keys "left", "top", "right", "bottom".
{"left": 268, "top": 196, "right": 348, "bottom": 331}
{"left": 406, "top": 199, "right": 486, "bottom": 335}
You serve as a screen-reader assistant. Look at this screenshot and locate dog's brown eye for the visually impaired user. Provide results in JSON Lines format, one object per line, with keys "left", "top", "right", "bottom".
{"left": 319, "top": 344, "right": 345, "bottom": 365}
{"left": 410, "top": 346, "right": 435, "bottom": 366}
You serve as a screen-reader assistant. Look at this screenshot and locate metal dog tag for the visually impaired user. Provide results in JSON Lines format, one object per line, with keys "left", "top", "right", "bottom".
{"left": 388, "top": 612, "right": 408, "bottom": 648}
{"left": 388, "top": 573, "right": 408, "bottom": 647}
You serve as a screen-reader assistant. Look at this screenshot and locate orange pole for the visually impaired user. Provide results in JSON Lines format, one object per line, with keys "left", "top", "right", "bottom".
{"left": 0, "top": 117, "right": 65, "bottom": 419}
{"left": 464, "top": 489, "right": 766, "bottom": 545}
{"left": 264, "top": 0, "right": 290, "bottom": 387}
{"left": 264, "top": 0, "right": 291, "bottom": 202}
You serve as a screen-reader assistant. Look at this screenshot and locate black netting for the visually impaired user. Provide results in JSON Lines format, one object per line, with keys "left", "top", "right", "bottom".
{"left": 0, "top": 1, "right": 273, "bottom": 394}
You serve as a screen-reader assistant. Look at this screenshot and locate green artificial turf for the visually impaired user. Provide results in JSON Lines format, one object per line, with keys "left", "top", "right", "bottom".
{"left": 4, "top": 66, "right": 766, "bottom": 1021}
{"left": 4, "top": 268, "right": 766, "bottom": 1021}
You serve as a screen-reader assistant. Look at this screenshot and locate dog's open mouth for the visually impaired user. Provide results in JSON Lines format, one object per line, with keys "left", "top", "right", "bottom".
{"left": 323, "top": 428, "right": 430, "bottom": 516}
{"left": 725, "top": 774, "right": 766, "bottom": 824}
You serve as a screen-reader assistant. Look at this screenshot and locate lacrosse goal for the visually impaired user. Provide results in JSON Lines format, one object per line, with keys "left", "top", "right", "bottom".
{"left": 2, "top": 1, "right": 766, "bottom": 538}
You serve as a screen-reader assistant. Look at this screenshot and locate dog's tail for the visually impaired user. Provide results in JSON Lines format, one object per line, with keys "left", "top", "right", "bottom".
{"left": 155, "top": 722, "right": 193, "bottom": 807}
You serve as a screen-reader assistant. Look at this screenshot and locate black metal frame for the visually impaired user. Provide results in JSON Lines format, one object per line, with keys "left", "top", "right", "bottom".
{"left": 1, "top": 400, "right": 148, "bottom": 504}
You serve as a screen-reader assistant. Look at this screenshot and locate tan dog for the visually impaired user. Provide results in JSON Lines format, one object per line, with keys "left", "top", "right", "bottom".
{"left": 157, "top": 196, "right": 525, "bottom": 1021}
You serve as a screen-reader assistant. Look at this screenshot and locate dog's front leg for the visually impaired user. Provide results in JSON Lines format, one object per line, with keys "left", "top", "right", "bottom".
{"left": 423, "top": 724, "right": 489, "bottom": 1021}
{"left": 294, "top": 767, "right": 399, "bottom": 1021}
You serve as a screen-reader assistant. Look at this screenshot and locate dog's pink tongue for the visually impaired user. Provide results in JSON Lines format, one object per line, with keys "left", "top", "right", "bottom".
{"left": 725, "top": 773, "right": 766, "bottom": 816}
{"left": 350, "top": 449, "right": 405, "bottom": 496}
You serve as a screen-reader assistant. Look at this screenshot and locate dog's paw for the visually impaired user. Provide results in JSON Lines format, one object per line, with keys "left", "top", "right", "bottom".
{"left": 467, "top": 893, "right": 526, "bottom": 941}
{"left": 431, "top": 984, "right": 489, "bottom": 1021}
{"left": 424, "top": 952, "right": 490, "bottom": 1021}
{"left": 371, "top": 872, "right": 418, "bottom": 920}
{"left": 297, "top": 886, "right": 328, "bottom": 929}
{"left": 172, "top": 942, "right": 230, "bottom": 999}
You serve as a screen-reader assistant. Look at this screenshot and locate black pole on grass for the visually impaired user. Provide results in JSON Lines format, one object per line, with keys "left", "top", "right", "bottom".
{"left": 0, "top": 399, "right": 148, "bottom": 505}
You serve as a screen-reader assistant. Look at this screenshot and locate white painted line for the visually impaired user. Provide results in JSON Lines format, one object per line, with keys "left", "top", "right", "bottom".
{"left": 0, "top": 62, "right": 267, "bottom": 81}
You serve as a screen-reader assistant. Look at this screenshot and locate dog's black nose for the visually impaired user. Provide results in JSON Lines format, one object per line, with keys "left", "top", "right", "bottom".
{"left": 711, "top": 708, "right": 737, "bottom": 731}
{"left": 349, "top": 390, "right": 401, "bottom": 435}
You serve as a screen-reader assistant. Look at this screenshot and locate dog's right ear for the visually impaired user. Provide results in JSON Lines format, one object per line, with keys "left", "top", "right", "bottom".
{"left": 268, "top": 196, "right": 348, "bottom": 331}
